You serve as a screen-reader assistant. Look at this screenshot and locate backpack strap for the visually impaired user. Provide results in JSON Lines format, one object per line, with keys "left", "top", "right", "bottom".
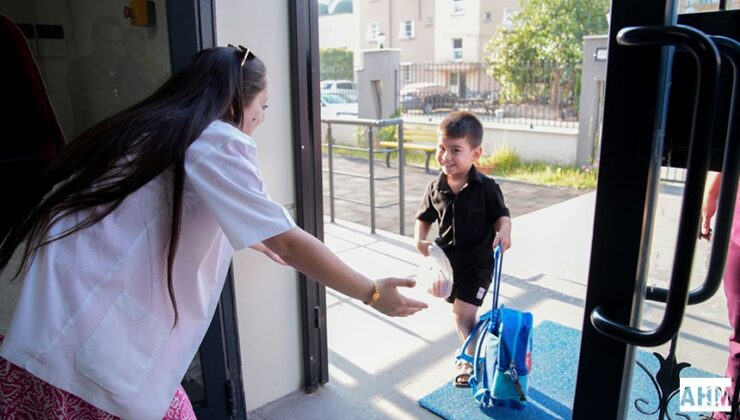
{"left": 471, "top": 311, "right": 500, "bottom": 407}
{"left": 491, "top": 245, "right": 502, "bottom": 309}
{"left": 488, "top": 245, "right": 504, "bottom": 331}
{"left": 455, "top": 310, "right": 491, "bottom": 365}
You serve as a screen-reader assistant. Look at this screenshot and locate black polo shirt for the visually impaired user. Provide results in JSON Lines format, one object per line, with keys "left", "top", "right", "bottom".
{"left": 415, "top": 165, "right": 510, "bottom": 279}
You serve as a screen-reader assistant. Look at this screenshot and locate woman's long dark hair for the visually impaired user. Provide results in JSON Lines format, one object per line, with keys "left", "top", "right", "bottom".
{"left": 0, "top": 46, "right": 266, "bottom": 325}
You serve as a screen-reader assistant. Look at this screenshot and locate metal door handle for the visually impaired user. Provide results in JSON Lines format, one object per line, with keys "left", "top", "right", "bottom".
{"left": 646, "top": 35, "right": 740, "bottom": 305}
{"left": 591, "top": 25, "right": 721, "bottom": 346}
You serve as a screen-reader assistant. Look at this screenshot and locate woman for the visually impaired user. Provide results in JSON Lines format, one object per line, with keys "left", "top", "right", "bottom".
{"left": 702, "top": 171, "right": 740, "bottom": 420}
{"left": 0, "top": 45, "right": 427, "bottom": 419}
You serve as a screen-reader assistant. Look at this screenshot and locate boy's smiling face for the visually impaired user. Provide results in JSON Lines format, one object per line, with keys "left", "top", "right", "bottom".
{"left": 436, "top": 135, "right": 481, "bottom": 180}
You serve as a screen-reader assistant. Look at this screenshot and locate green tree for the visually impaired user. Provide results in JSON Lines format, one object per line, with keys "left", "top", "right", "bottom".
{"left": 484, "top": 0, "right": 609, "bottom": 106}
{"left": 319, "top": 48, "right": 354, "bottom": 81}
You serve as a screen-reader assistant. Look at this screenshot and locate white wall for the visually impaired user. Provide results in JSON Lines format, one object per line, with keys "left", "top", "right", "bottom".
{"left": 403, "top": 121, "right": 578, "bottom": 164}
{"left": 318, "top": 12, "right": 359, "bottom": 52}
{"left": 215, "top": 0, "right": 302, "bottom": 411}
{"left": 482, "top": 125, "right": 578, "bottom": 165}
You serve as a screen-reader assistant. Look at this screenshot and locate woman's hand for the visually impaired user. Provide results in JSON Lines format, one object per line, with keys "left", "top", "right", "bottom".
{"left": 264, "top": 228, "right": 427, "bottom": 318}
{"left": 370, "top": 278, "right": 428, "bottom": 316}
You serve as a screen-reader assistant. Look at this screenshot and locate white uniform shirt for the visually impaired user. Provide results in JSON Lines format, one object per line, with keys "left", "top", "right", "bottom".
{"left": 0, "top": 120, "right": 296, "bottom": 419}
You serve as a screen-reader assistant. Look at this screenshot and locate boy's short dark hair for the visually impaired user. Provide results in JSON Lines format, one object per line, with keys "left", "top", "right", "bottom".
{"left": 439, "top": 111, "right": 483, "bottom": 148}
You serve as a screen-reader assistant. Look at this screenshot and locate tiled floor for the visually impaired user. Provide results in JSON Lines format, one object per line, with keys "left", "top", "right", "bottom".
{"left": 249, "top": 176, "right": 732, "bottom": 419}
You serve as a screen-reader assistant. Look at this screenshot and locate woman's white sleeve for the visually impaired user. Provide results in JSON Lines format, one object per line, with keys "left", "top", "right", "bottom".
{"left": 185, "top": 134, "right": 296, "bottom": 251}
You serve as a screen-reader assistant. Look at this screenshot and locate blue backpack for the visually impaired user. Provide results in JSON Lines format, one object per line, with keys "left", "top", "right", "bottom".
{"left": 456, "top": 245, "right": 534, "bottom": 411}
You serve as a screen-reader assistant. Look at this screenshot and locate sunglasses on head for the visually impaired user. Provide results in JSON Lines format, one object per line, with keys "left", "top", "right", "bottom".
{"left": 228, "top": 44, "right": 256, "bottom": 67}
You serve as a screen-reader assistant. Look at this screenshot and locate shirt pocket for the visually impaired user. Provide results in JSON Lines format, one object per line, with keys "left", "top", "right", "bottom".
{"left": 456, "top": 203, "right": 488, "bottom": 244}
{"left": 75, "top": 292, "right": 171, "bottom": 395}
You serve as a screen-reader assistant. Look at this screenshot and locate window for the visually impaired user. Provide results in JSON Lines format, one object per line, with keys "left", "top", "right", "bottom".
{"left": 449, "top": 72, "right": 459, "bottom": 85}
{"left": 366, "top": 23, "right": 381, "bottom": 41}
{"left": 503, "top": 8, "right": 519, "bottom": 29}
{"left": 424, "top": 17, "right": 434, "bottom": 26}
{"left": 483, "top": 11, "right": 492, "bottom": 22}
{"left": 399, "top": 20, "right": 414, "bottom": 39}
{"left": 452, "top": 38, "right": 463, "bottom": 61}
{"left": 401, "top": 64, "right": 413, "bottom": 82}
{"left": 452, "top": 0, "right": 464, "bottom": 14}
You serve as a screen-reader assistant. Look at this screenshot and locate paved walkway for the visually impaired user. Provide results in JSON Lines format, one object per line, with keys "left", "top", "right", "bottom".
{"left": 250, "top": 157, "right": 731, "bottom": 419}
{"left": 322, "top": 154, "right": 590, "bottom": 237}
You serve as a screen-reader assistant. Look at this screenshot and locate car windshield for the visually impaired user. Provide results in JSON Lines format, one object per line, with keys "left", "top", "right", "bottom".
{"left": 322, "top": 93, "right": 352, "bottom": 104}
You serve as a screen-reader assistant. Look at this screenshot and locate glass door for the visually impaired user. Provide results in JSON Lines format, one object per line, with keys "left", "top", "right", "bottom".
{"left": 572, "top": 0, "right": 739, "bottom": 418}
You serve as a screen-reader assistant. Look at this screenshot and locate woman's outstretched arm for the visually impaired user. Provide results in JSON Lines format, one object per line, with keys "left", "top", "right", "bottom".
{"left": 263, "top": 227, "right": 428, "bottom": 317}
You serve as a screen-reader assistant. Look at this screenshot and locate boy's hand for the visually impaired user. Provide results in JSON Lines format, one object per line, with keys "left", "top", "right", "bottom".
{"left": 492, "top": 219, "right": 512, "bottom": 252}
{"left": 492, "top": 231, "right": 511, "bottom": 252}
{"left": 416, "top": 240, "right": 432, "bottom": 256}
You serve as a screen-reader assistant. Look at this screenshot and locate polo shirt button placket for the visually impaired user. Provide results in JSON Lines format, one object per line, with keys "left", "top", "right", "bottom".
{"left": 452, "top": 198, "right": 456, "bottom": 246}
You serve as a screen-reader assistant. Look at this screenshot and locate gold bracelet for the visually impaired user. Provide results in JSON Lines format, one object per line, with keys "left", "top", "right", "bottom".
{"left": 364, "top": 280, "right": 381, "bottom": 306}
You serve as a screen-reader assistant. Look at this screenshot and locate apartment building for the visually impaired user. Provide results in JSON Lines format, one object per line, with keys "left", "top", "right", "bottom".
{"left": 318, "top": 0, "right": 360, "bottom": 53}
{"left": 357, "top": 0, "right": 520, "bottom": 97}
{"left": 433, "top": 0, "right": 519, "bottom": 63}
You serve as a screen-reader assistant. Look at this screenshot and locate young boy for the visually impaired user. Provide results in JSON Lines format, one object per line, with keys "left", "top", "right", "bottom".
{"left": 414, "top": 111, "right": 512, "bottom": 388}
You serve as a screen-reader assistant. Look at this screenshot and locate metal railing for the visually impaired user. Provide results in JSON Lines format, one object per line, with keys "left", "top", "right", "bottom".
{"left": 322, "top": 117, "right": 406, "bottom": 235}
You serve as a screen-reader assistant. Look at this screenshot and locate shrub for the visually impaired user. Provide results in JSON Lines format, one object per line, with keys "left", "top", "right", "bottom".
{"left": 489, "top": 145, "right": 521, "bottom": 173}
{"left": 375, "top": 108, "right": 405, "bottom": 144}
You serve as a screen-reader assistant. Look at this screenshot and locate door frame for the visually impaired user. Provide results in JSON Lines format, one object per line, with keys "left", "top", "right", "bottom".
{"left": 166, "top": 1, "right": 247, "bottom": 418}
{"left": 572, "top": 0, "right": 675, "bottom": 418}
{"left": 287, "top": 0, "right": 330, "bottom": 391}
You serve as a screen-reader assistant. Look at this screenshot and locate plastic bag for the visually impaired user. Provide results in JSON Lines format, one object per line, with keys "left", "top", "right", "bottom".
{"left": 417, "top": 242, "right": 454, "bottom": 298}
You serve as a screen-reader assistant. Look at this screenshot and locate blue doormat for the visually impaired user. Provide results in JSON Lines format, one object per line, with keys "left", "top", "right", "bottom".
{"left": 418, "top": 320, "right": 719, "bottom": 419}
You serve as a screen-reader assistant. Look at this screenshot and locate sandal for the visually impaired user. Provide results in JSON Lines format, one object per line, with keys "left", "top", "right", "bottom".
{"left": 454, "top": 361, "right": 472, "bottom": 388}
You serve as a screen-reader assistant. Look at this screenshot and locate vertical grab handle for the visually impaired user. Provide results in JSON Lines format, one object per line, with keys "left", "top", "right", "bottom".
{"left": 590, "top": 25, "right": 721, "bottom": 347}
{"left": 646, "top": 36, "right": 740, "bottom": 305}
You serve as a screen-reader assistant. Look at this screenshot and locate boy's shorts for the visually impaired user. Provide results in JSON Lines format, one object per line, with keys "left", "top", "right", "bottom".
{"left": 445, "top": 268, "right": 492, "bottom": 307}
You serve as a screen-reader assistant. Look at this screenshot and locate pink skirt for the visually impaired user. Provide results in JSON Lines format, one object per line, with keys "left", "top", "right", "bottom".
{"left": 0, "top": 335, "right": 197, "bottom": 419}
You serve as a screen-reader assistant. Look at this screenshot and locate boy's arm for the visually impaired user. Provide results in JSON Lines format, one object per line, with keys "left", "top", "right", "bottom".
{"left": 492, "top": 216, "right": 512, "bottom": 252}
{"left": 415, "top": 219, "right": 433, "bottom": 256}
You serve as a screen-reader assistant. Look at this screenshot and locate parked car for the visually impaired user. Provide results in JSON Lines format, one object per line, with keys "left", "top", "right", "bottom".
{"left": 320, "top": 92, "right": 357, "bottom": 118}
{"left": 400, "top": 82, "right": 459, "bottom": 114}
{"left": 482, "top": 91, "right": 500, "bottom": 114}
{"left": 320, "top": 79, "right": 357, "bottom": 102}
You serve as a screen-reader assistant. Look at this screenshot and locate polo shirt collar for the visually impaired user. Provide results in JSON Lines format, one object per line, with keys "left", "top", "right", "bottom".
{"left": 433, "top": 165, "right": 485, "bottom": 193}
